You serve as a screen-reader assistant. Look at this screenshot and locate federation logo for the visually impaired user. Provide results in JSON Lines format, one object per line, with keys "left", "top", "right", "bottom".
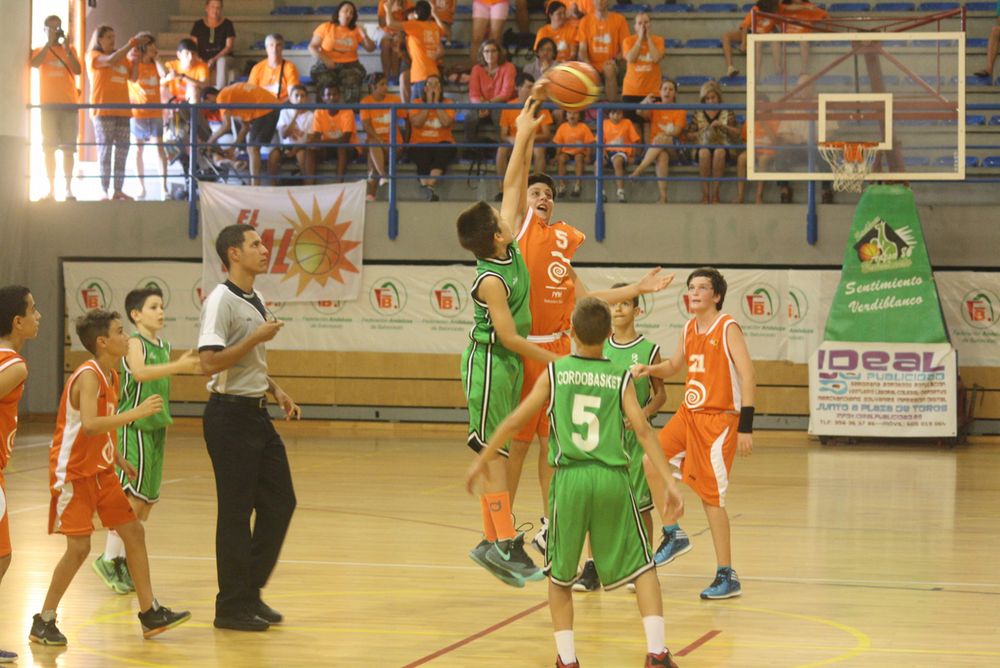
{"left": 281, "top": 191, "right": 362, "bottom": 295}
{"left": 370, "top": 278, "right": 407, "bottom": 315}
{"left": 430, "top": 280, "right": 466, "bottom": 318}
{"left": 960, "top": 289, "right": 1000, "bottom": 329}
{"left": 786, "top": 286, "right": 808, "bottom": 322}
{"left": 192, "top": 278, "right": 206, "bottom": 308}
{"left": 636, "top": 292, "right": 653, "bottom": 321}
{"left": 264, "top": 300, "right": 286, "bottom": 316}
{"left": 853, "top": 217, "right": 916, "bottom": 273}
{"left": 135, "top": 276, "right": 171, "bottom": 308}
{"left": 77, "top": 278, "right": 113, "bottom": 311}
{"left": 741, "top": 284, "right": 779, "bottom": 323}
{"left": 312, "top": 299, "right": 346, "bottom": 315}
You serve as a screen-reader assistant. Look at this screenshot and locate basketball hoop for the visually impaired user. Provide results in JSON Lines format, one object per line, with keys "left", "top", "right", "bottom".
{"left": 819, "top": 141, "right": 879, "bottom": 193}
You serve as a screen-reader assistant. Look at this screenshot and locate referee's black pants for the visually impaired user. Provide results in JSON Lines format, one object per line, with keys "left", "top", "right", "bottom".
{"left": 203, "top": 399, "right": 297, "bottom": 618}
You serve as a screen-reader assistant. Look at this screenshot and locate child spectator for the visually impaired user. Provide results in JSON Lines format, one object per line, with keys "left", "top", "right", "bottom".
{"left": 360, "top": 73, "right": 404, "bottom": 200}
{"left": 722, "top": 0, "right": 781, "bottom": 78}
{"left": 535, "top": 2, "right": 579, "bottom": 63}
{"left": 311, "top": 83, "right": 358, "bottom": 184}
{"left": 249, "top": 33, "right": 301, "bottom": 102}
{"left": 269, "top": 85, "right": 316, "bottom": 185}
{"left": 496, "top": 73, "right": 553, "bottom": 201}
{"left": 632, "top": 79, "right": 685, "bottom": 204}
{"left": 577, "top": 0, "right": 630, "bottom": 102}
{"left": 163, "top": 39, "right": 209, "bottom": 104}
{"left": 407, "top": 74, "right": 457, "bottom": 201}
{"left": 377, "top": 0, "right": 413, "bottom": 84}
{"left": 308, "top": 2, "right": 376, "bottom": 105}
{"left": 603, "top": 108, "right": 640, "bottom": 202}
{"left": 779, "top": 0, "right": 829, "bottom": 75}
{"left": 127, "top": 33, "right": 168, "bottom": 200}
{"left": 386, "top": 0, "right": 449, "bottom": 102}
{"left": 692, "top": 80, "right": 739, "bottom": 204}
{"left": 553, "top": 110, "right": 594, "bottom": 198}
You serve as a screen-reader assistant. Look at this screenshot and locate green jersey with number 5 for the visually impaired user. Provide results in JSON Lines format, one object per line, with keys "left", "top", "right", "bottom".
{"left": 546, "top": 355, "right": 632, "bottom": 467}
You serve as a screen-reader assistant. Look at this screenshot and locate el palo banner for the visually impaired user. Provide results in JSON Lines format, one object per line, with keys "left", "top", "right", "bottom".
{"left": 199, "top": 180, "right": 365, "bottom": 303}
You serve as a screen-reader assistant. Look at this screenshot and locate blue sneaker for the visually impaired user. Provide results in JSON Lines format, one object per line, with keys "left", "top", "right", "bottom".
{"left": 0, "top": 648, "right": 17, "bottom": 663}
{"left": 469, "top": 539, "right": 523, "bottom": 588}
{"left": 653, "top": 527, "right": 692, "bottom": 565}
{"left": 700, "top": 568, "right": 742, "bottom": 599}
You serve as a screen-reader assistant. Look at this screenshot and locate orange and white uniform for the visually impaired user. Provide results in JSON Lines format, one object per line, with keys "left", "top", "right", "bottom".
{"left": 649, "top": 108, "right": 687, "bottom": 141}
{"left": 0, "top": 349, "right": 26, "bottom": 556}
{"left": 741, "top": 6, "right": 780, "bottom": 34}
{"left": 216, "top": 83, "right": 279, "bottom": 121}
{"left": 780, "top": 1, "right": 829, "bottom": 34}
{"left": 32, "top": 44, "right": 80, "bottom": 106}
{"left": 408, "top": 98, "right": 456, "bottom": 143}
{"left": 248, "top": 58, "right": 301, "bottom": 100}
{"left": 48, "top": 360, "right": 135, "bottom": 536}
{"left": 128, "top": 61, "right": 163, "bottom": 119}
{"left": 658, "top": 313, "right": 743, "bottom": 507}
{"left": 514, "top": 208, "right": 586, "bottom": 442}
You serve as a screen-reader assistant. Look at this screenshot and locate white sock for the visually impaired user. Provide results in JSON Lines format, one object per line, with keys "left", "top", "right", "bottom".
{"left": 104, "top": 530, "right": 126, "bottom": 561}
{"left": 642, "top": 615, "right": 665, "bottom": 655}
{"left": 554, "top": 630, "right": 576, "bottom": 664}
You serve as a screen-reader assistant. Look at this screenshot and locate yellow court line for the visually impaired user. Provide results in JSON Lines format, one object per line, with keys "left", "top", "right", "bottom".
{"left": 707, "top": 640, "right": 1000, "bottom": 658}
{"left": 419, "top": 481, "right": 462, "bottom": 495}
{"left": 76, "top": 645, "right": 178, "bottom": 668}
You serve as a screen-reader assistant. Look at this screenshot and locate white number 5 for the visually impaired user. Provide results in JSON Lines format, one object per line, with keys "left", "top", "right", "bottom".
{"left": 571, "top": 394, "right": 601, "bottom": 452}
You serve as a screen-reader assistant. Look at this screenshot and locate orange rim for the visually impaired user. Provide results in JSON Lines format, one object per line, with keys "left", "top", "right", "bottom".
{"left": 819, "top": 141, "right": 879, "bottom": 164}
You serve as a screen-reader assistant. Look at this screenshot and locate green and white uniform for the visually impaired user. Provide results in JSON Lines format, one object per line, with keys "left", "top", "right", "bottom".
{"left": 545, "top": 355, "right": 653, "bottom": 589}
{"left": 117, "top": 333, "right": 173, "bottom": 502}
{"left": 603, "top": 334, "right": 661, "bottom": 513}
{"left": 461, "top": 240, "right": 532, "bottom": 456}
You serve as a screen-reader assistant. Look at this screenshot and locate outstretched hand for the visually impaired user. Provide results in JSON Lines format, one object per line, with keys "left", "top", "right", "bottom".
{"left": 636, "top": 267, "right": 675, "bottom": 295}
{"left": 514, "top": 96, "right": 547, "bottom": 137}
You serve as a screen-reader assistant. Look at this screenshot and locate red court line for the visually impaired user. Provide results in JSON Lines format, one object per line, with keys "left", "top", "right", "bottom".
{"left": 676, "top": 629, "right": 722, "bottom": 657}
{"left": 402, "top": 601, "right": 549, "bottom": 667}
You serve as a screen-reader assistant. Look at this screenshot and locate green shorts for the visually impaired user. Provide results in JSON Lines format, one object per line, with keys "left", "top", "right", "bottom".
{"left": 461, "top": 340, "right": 523, "bottom": 458}
{"left": 546, "top": 462, "right": 654, "bottom": 590}
{"left": 625, "top": 431, "right": 653, "bottom": 513}
{"left": 117, "top": 425, "right": 166, "bottom": 503}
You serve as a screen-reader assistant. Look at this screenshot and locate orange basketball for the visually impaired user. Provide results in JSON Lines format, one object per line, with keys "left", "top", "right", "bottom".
{"left": 545, "top": 61, "right": 602, "bottom": 112}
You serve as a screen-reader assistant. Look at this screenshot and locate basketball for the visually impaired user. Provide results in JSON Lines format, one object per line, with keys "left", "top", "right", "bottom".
{"left": 293, "top": 225, "right": 341, "bottom": 275}
{"left": 545, "top": 61, "right": 602, "bottom": 112}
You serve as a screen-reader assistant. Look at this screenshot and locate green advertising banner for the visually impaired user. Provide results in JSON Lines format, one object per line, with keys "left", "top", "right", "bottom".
{"left": 823, "top": 185, "right": 949, "bottom": 343}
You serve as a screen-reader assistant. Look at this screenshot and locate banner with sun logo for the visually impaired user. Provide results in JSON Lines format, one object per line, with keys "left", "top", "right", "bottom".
{"left": 199, "top": 181, "right": 365, "bottom": 302}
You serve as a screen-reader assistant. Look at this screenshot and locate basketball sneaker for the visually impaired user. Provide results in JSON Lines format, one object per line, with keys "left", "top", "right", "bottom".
{"left": 531, "top": 516, "right": 548, "bottom": 556}
{"left": 114, "top": 557, "right": 135, "bottom": 593}
{"left": 92, "top": 556, "right": 130, "bottom": 595}
{"left": 700, "top": 567, "right": 742, "bottom": 600}
{"left": 555, "top": 657, "right": 580, "bottom": 667}
{"left": 0, "top": 648, "right": 16, "bottom": 663}
{"left": 138, "top": 604, "right": 192, "bottom": 639}
{"left": 510, "top": 532, "right": 546, "bottom": 581}
{"left": 572, "top": 560, "right": 600, "bottom": 592}
{"left": 486, "top": 535, "right": 545, "bottom": 583}
{"left": 653, "top": 527, "right": 692, "bottom": 566}
{"left": 645, "top": 649, "right": 680, "bottom": 668}
{"left": 470, "top": 539, "right": 523, "bottom": 588}
{"left": 29, "top": 614, "right": 67, "bottom": 646}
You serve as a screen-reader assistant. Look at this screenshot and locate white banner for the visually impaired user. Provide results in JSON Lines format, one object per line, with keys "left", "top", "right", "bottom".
{"left": 62, "top": 262, "right": 1000, "bottom": 368}
{"left": 808, "top": 341, "right": 957, "bottom": 437}
{"left": 199, "top": 180, "right": 366, "bottom": 303}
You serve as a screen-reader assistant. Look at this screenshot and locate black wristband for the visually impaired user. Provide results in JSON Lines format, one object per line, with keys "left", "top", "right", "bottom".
{"left": 738, "top": 406, "right": 755, "bottom": 434}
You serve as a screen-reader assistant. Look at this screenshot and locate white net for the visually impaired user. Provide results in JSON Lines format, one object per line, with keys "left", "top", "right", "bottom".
{"left": 818, "top": 142, "right": 879, "bottom": 193}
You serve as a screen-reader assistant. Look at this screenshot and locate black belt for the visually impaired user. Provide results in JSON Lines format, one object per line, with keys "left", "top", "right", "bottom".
{"left": 210, "top": 393, "right": 267, "bottom": 409}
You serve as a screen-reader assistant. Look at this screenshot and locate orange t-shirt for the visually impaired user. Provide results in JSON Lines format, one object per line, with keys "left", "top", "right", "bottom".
{"left": 86, "top": 50, "right": 131, "bottom": 117}
{"left": 0, "top": 349, "right": 25, "bottom": 473}
{"left": 432, "top": 0, "right": 455, "bottom": 25}
{"left": 32, "top": 45, "right": 80, "bottom": 105}
{"left": 741, "top": 6, "right": 780, "bottom": 33}
{"left": 535, "top": 24, "right": 579, "bottom": 62}
{"left": 313, "top": 108, "right": 357, "bottom": 140}
{"left": 681, "top": 314, "right": 742, "bottom": 413}
{"left": 621, "top": 34, "right": 665, "bottom": 97}
{"left": 500, "top": 103, "right": 553, "bottom": 140}
{"left": 216, "top": 83, "right": 279, "bottom": 121}
{"left": 379, "top": 0, "right": 415, "bottom": 24}
{"left": 649, "top": 109, "right": 687, "bottom": 140}
{"left": 553, "top": 121, "right": 595, "bottom": 155}
{"left": 313, "top": 22, "right": 366, "bottom": 64}
{"left": 780, "top": 1, "right": 829, "bottom": 34}
{"left": 577, "top": 12, "right": 630, "bottom": 69}
{"left": 360, "top": 93, "right": 404, "bottom": 144}
{"left": 128, "top": 61, "right": 162, "bottom": 119}
{"left": 49, "top": 360, "right": 120, "bottom": 486}
{"left": 248, "top": 59, "right": 301, "bottom": 100}
{"left": 603, "top": 117, "right": 640, "bottom": 157}
{"left": 402, "top": 20, "right": 443, "bottom": 83}
{"left": 516, "top": 208, "right": 586, "bottom": 336}
{"left": 408, "top": 98, "right": 456, "bottom": 143}
{"left": 164, "top": 58, "right": 210, "bottom": 101}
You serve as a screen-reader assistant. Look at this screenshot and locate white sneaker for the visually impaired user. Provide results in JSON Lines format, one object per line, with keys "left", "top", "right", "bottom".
{"left": 531, "top": 516, "right": 548, "bottom": 555}
{"left": 616, "top": 188, "right": 626, "bottom": 203}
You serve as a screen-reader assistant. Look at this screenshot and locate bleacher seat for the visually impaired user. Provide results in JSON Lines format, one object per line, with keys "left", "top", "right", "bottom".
{"left": 982, "top": 156, "right": 1000, "bottom": 168}
{"left": 967, "top": 74, "right": 993, "bottom": 86}
{"left": 741, "top": 3, "right": 756, "bottom": 11}
{"left": 761, "top": 74, "right": 786, "bottom": 85}
{"left": 455, "top": 5, "right": 473, "bottom": 13}
{"left": 685, "top": 38, "right": 723, "bottom": 48}
{"left": 917, "top": 2, "right": 959, "bottom": 9}
{"left": 966, "top": 114, "right": 986, "bottom": 126}
{"left": 290, "top": 40, "right": 312, "bottom": 50}
{"left": 653, "top": 3, "right": 693, "bottom": 12}
{"left": 873, "top": 2, "right": 916, "bottom": 10}
{"left": 250, "top": 39, "right": 266, "bottom": 50}
{"left": 720, "top": 75, "right": 747, "bottom": 86}
{"left": 699, "top": 3, "right": 740, "bottom": 11}
{"left": 613, "top": 3, "right": 651, "bottom": 12}
{"left": 903, "top": 156, "right": 931, "bottom": 166}
{"left": 965, "top": 156, "right": 980, "bottom": 168}
{"left": 965, "top": 1, "right": 994, "bottom": 10}
{"left": 676, "top": 75, "right": 712, "bottom": 87}
{"left": 990, "top": 115, "right": 1000, "bottom": 126}
{"left": 664, "top": 39, "right": 683, "bottom": 49}
{"left": 933, "top": 155, "right": 957, "bottom": 167}
{"left": 316, "top": 6, "right": 336, "bottom": 14}
{"left": 271, "top": 6, "right": 314, "bottom": 15}
{"left": 860, "top": 74, "right": 901, "bottom": 85}
{"left": 968, "top": 38, "right": 989, "bottom": 48}
{"left": 828, "top": 3, "right": 872, "bottom": 11}
{"left": 818, "top": 75, "right": 853, "bottom": 85}
{"left": 358, "top": 6, "right": 378, "bottom": 14}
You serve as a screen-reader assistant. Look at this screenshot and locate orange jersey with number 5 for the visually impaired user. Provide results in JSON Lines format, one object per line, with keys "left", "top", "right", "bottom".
{"left": 682, "top": 313, "right": 742, "bottom": 413}
{"left": 0, "top": 349, "right": 26, "bottom": 472}
{"left": 516, "top": 208, "right": 586, "bottom": 336}
{"left": 50, "top": 360, "right": 120, "bottom": 489}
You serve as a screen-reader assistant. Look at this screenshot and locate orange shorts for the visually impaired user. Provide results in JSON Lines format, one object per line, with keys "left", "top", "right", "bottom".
{"left": 49, "top": 469, "right": 136, "bottom": 536}
{"left": 515, "top": 334, "right": 572, "bottom": 443}
{"left": 0, "top": 473, "right": 9, "bottom": 557}
{"left": 658, "top": 407, "right": 739, "bottom": 508}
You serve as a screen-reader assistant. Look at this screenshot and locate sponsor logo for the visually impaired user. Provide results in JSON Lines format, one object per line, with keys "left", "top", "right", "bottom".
{"left": 192, "top": 278, "right": 206, "bottom": 308}
{"left": 786, "top": 286, "right": 808, "bottom": 322}
{"left": 135, "top": 276, "right": 171, "bottom": 308}
{"left": 77, "top": 278, "right": 113, "bottom": 311}
{"left": 636, "top": 292, "right": 653, "bottom": 322}
{"left": 264, "top": 300, "right": 286, "bottom": 315}
{"left": 853, "top": 217, "right": 916, "bottom": 273}
{"left": 430, "top": 280, "right": 466, "bottom": 318}
{"left": 741, "top": 284, "right": 779, "bottom": 323}
{"left": 312, "top": 299, "right": 346, "bottom": 315}
{"left": 960, "top": 289, "right": 1000, "bottom": 329}
{"left": 370, "top": 278, "right": 407, "bottom": 315}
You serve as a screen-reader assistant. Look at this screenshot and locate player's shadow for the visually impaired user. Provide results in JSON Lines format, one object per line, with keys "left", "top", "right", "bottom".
{"left": 29, "top": 643, "right": 69, "bottom": 668}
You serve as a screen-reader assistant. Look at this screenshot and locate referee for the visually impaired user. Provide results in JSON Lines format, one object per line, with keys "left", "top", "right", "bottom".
{"left": 198, "top": 223, "right": 300, "bottom": 632}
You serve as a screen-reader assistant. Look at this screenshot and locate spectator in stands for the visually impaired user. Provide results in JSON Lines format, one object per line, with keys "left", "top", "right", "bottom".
{"left": 692, "top": 79, "right": 739, "bottom": 204}
{"left": 311, "top": 83, "right": 357, "bottom": 184}
{"left": 206, "top": 82, "right": 280, "bottom": 185}
{"left": 377, "top": 0, "right": 412, "bottom": 85}
{"left": 466, "top": 39, "right": 516, "bottom": 155}
{"left": 535, "top": 3, "right": 579, "bottom": 64}
{"left": 309, "top": 2, "right": 376, "bottom": 105}
{"left": 603, "top": 107, "right": 640, "bottom": 202}
{"left": 250, "top": 33, "right": 301, "bottom": 102}
{"left": 407, "top": 74, "right": 457, "bottom": 201}
{"left": 779, "top": 0, "right": 828, "bottom": 76}
{"left": 432, "top": 0, "right": 457, "bottom": 39}
{"left": 577, "top": 0, "right": 630, "bottom": 102}
{"left": 31, "top": 14, "right": 81, "bottom": 202}
{"left": 622, "top": 12, "right": 665, "bottom": 125}
{"left": 163, "top": 39, "right": 209, "bottom": 103}
{"left": 387, "top": 0, "right": 449, "bottom": 102}
{"left": 495, "top": 72, "right": 553, "bottom": 200}
{"left": 87, "top": 25, "right": 143, "bottom": 201}
{"left": 523, "top": 37, "right": 558, "bottom": 82}
{"left": 189, "top": 0, "right": 235, "bottom": 89}
{"left": 553, "top": 110, "right": 594, "bottom": 198}
{"left": 973, "top": 5, "right": 1000, "bottom": 80}
{"left": 360, "top": 73, "right": 404, "bottom": 200}
{"left": 631, "top": 78, "right": 685, "bottom": 204}
{"left": 470, "top": 0, "right": 511, "bottom": 67}
{"left": 127, "top": 32, "right": 168, "bottom": 200}
{"left": 723, "top": 0, "right": 781, "bottom": 78}
{"left": 269, "top": 84, "right": 315, "bottom": 186}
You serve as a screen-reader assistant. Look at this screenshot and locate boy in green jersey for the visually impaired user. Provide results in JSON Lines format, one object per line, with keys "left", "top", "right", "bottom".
{"left": 93, "top": 287, "right": 201, "bottom": 594}
{"left": 466, "top": 297, "right": 684, "bottom": 668}
{"left": 457, "top": 95, "right": 563, "bottom": 588}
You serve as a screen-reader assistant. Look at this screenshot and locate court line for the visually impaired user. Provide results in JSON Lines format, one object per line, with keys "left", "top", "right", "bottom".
{"left": 675, "top": 629, "right": 722, "bottom": 656}
{"left": 400, "top": 601, "right": 548, "bottom": 667}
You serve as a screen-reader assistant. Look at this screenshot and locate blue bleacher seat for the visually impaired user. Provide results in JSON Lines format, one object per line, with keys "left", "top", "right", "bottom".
{"left": 966, "top": 74, "right": 992, "bottom": 86}
{"left": 455, "top": 4, "right": 472, "bottom": 13}
{"left": 271, "top": 6, "right": 314, "bottom": 15}
{"left": 761, "top": 74, "right": 785, "bottom": 85}
{"left": 982, "top": 156, "right": 1000, "bottom": 168}
{"left": 860, "top": 74, "right": 901, "bottom": 86}
{"left": 250, "top": 39, "right": 266, "bottom": 50}
{"left": 828, "top": 3, "right": 872, "bottom": 11}
{"left": 699, "top": 3, "right": 740, "bottom": 11}
{"left": 968, "top": 38, "right": 989, "bottom": 48}
{"left": 664, "top": 39, "right": 683, "bottom": 49}
{"left": 965, "top": 1, "right": 994, "bottom": 10}
{"left": 933, "top": 155, "right": 956, "bottom": 167}
{"left": 316, "top": 6, "right": 337, "bottom": 14}
{"left": 965, "top": 156, "right": 979, "bottom": 168}
{"left": 918, "top": 2, "right": 960, "bottom": 9}
{"left": 720, "top": 75, "right": 747, "bottom": 86}
{"left": 818, "top": 75, "right": 853, "bottom": 86}
{"left": 686, "top": 38, "right": 724, "bottom": 48}
{"left": 676, "top": 75, "right": 712, "bottom": 87}
{"left": 904, "top": 156, "right": 931, "bottom": 166}
{"left": 358, "top": 6, "right": 378, "bottom": 14}
{"left": 741, "top": 3, "right": 756, "bottom": 11}
{"left": 967, "top": 114, "right": 986, "bottom": 125}
{"left": 873, "top": 2, "right": 916, "bottom": 10}
{"left": 990, "top": 115, "right": 1000, "bottom": 126}
{"left": 613, "top": 3, "right": 651, "bottom": 12}
{"left": 290, "top": 40, "right": 312, "bottom": 50}
{"left": 736, "top": 113, "right": 746, "bottom": 124}
{"left": 300, "top": 76, "right": 313, "bottom": 87}
{"left": 654, "top": 3, "right": 693, "bottom": 12}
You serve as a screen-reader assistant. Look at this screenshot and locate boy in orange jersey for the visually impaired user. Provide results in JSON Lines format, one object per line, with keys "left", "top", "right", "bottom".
{"left": 30, "top": 310, "right": 191, "bottom": 645}
{"left": 207, "top": 82, "right": 281, "bottom": 185}
{"left": 127, "top": 33, "right": 168, "bottom": 200}
{"left": 496, "top": 73, "right": 553, "bottom": 200}
{"left": 386, "top": 0, "right": 449, "bottom": 102}
{"left": 162, "top": 38, "right": 209, "bottom": 103}
{"left": 633, "top": 267, "right": 756, "bottom": 600}
{"left": 577, "top": 0, "right": 630, "bottom": 101}
{"left": 311, "top": 83, "right": 358, "bottom": 183}
{"left": 360, "top": 73, "right": 405, "bottom": 201}
{"left": 722, "top": 0, "right": 781, "bottom": 78}
{"left": 632, "top": 78, "right": 686, "bottom": 204}
{"left": 779, "top": 0, "right": 829, "bottom": 75}
{"left": 553, "top": 110, "right": 594, "bottom": 198}
{"left": 603, "top": 108, "right": 641, "bottom": 202}
{"left": 377, "top": 0, "right": 413, "bottom": 83}
{"left": 0, "top": 286, "right": 42, "bottom": 665}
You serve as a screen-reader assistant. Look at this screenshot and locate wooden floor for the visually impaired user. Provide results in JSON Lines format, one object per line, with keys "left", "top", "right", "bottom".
{"left": 1, "top": 419, "right": 998, "bottom": 668}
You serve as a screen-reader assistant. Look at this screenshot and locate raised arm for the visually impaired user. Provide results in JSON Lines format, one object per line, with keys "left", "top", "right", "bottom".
{"left": 501, "top": 95, "right": 547, "bottom": 232}
{"left": 478, "top": 276, "right": 560, "bottom": 364}
{"left": 576, "top": 267, "right": 675, "bottom": 304}
{"left": 125, "top": 338, "right": 201, "bottom": 382}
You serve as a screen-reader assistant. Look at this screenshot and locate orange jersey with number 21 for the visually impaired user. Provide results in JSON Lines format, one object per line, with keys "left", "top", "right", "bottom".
{"left": 682, "top": 313, "right": 742, "bottom": 413}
